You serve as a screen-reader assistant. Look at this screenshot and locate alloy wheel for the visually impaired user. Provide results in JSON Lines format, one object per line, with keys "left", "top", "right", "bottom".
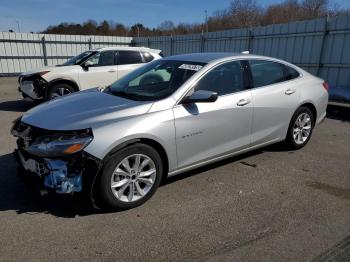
{"left": 293, "top": 112, "right": 312, "bottom": 144}
{"left": 50, "top": 87, "right": 72, "bottom": 99}
{"left": 110, "top": 154, "right": 156, "bottom": 202}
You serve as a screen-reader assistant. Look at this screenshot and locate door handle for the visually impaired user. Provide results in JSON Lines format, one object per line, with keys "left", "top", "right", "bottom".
{"left": 237, "top": 99, "right": 250, "bottom": 106}
{"left": 285, "top": 89, "right": 296, "bottom": 95}
{"left": 108, "top": 69, "right": 117, "bottom": 73}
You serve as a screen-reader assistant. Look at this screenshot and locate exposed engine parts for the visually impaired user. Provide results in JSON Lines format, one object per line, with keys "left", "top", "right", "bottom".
{"left": 44, "top": 159, "right": 82, "bottom": 194}
{"left": 18, "top": 151, "right": 83, "bottom": 194}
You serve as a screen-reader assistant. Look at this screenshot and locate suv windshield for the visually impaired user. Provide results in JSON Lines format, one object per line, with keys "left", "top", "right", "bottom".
{"left": 62, "top": 51, "right": 97, "bottom": 66}
{"left": 106, "top": 60, "right": 206, "bottom": 101}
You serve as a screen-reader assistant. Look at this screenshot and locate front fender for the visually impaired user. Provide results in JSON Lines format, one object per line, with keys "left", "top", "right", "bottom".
{"left": 84, "top": 109, "right": 177, "bottom": 172}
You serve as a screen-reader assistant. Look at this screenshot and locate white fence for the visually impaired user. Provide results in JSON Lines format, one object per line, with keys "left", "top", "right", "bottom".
{"left": 0, "top": 15, "right": 350, "bottom": 88}
{"left": 0, "top": 33, "right": 132, "bottom": 74}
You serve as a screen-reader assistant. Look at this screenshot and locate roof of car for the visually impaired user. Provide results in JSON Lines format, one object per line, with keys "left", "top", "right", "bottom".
{"left": 91, "top": 46, "right": 161, "bottom": 53}
{"left": 163, "top": 52, "right": 274, "bottom": 63}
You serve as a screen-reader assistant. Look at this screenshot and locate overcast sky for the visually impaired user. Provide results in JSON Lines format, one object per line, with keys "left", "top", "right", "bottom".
{"left": 0, "top": 0, "right": 349, "bottom": 33}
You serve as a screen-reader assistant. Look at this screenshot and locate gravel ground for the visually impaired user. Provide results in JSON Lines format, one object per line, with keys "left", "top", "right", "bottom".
{"left": 0, "top": 77, "right": 349, "bottom": 262}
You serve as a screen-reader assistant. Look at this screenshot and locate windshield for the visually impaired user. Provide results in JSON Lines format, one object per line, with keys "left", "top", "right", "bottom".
{"left": 62, "top": 51, "right": 97, "bottom": 66}
{"left": 106, "top": 60, "right": 206, "bottom": 101}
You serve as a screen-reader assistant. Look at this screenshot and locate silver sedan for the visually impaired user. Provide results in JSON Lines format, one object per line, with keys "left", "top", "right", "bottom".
{"left": 12, "top": 52, "right": 328, "bottom": 210}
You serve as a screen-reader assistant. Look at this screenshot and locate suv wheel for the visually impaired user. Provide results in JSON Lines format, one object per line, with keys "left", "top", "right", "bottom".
{"left": 47, "top": 83, "right": 75, "bottom": 100}
{"left": 99, "top": 143, "right": 164, "bottom": 210}
{"left": 285, "top": 106, "right": 314, "bottom": 149}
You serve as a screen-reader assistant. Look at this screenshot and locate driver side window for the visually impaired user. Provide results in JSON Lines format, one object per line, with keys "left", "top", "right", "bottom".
{"left": 195, "top": 61, "right": 247, "bottom": 96}
{"left": 85, "top": 51, "right": 116, "bottom": 67}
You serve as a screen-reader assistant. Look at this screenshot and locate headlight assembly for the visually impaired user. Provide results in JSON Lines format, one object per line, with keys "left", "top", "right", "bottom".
{"left": 25, "top": 130, "right": 93, "bottom": 157}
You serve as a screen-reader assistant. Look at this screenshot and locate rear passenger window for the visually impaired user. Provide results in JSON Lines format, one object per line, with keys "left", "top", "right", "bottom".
{"left": 98, "top": 51, "right": 116, "bottom": 66}
{"left": 249, "top": 60, "right": 285, "bottom": 87}
{"left": 118, "top": 51, "right": 143, "bottom": 65}
{"left": 284, "top": 65, "right": 300, "bottom": 80}
{"left": 142, "top": 52, "right": 154, "bottom": 63}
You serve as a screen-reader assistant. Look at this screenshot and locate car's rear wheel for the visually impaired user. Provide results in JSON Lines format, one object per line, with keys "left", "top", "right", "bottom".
{"left": 47, "top": 83, "right": 75, "bottom": 100}
{"left": 285, "top": 106, "right": 314, "bottom": 149}
{"left": 99, "top": 143, "right": 163, "bottom": 210}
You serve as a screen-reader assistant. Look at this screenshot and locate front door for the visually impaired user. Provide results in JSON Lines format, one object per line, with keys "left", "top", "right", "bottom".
{"left": 173, "top": 60, "right": 253, "bottom": 169}
{"left": 79, "top": 50, "right": 118, "bottom": 89}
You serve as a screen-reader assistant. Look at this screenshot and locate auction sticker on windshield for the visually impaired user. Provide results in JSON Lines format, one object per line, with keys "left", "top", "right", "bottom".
{"left": 179, "top": 64, "right": 203, "bottom": 71}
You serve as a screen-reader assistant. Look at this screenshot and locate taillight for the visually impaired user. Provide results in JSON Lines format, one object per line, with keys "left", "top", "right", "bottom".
{"left": 322, "top": 81, "right": 329, "bottom": 92}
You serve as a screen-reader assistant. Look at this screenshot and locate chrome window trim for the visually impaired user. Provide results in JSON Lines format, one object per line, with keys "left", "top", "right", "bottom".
{"left": 173, "top": 57, "right": 303, "bottom": 107}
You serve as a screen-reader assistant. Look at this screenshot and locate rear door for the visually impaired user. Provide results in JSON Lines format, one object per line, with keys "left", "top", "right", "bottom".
{"left": 78, "top": 50, "right": 118, "bottom": 89}
{"left": 248, "top": 60, "right": 301, "bottom": 146}
{"left": 116, "top": 50, "right": 144, "bottom": 79}
{"left": 173, "top": 60, "right": 253, "bottom": 169}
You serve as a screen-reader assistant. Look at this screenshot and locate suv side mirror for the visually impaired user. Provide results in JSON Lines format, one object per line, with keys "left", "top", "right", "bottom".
{"left": 81, "top": 61, "right": 93, "bottom": 71}
{"left": 182, "top": 90, "right": 218, "bottom": 104}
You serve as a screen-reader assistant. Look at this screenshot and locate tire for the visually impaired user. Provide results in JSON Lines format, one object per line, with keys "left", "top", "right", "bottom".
{"left": 285, "top": 106, "right": 315, "bottom": 150}
{"left": 99, "top": 143, "right": 164, "bottom": 210}
{"left": 46, "top": 83, "right": 75, "bottom": 100}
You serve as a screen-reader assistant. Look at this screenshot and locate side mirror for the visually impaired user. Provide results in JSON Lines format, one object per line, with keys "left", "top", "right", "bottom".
{"left": 81, "top": 61, "right": 92, "bottom": 71}
{"left": 182, "top": 90, "right": 218, "bottom": 104}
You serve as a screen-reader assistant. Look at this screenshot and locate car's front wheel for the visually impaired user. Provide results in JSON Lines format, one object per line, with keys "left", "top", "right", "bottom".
{"left": 47, "top": 83, "right": 75, "bottom": 100}
{"left": 285, "top": 106, "right": 315, "bottom": 149}
{"left": 99, "top": 143, "right": 164, "bottom": 210}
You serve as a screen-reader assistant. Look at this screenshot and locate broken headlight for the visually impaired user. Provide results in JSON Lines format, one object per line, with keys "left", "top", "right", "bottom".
{"left": 25, "top": 130, "right": 93, "bottom": 157}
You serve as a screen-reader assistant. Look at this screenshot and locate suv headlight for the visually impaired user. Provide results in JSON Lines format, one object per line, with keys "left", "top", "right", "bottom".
{"left": 25, "top": 131, "right": 93, "bottom": 157}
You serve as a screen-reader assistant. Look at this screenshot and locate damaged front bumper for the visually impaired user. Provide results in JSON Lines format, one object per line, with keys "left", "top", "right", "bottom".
{"left": 17, "top": 150, "right": 82, "bottom": 193}
{"left": 19, "top": 81, "right": 41, "bottom": 99}
{"left": 11, "top": 119, "right": 104, "bottom": 208}
{"left": 18, "top": 74, "right": 47, "bottom": 100}
{"left": 15, "top": 148, "right": 102, "bottom": 200}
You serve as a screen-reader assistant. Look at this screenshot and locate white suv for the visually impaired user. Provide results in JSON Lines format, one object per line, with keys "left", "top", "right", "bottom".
{"left": 18, "top": 47, "right": 162, "bottom": 100}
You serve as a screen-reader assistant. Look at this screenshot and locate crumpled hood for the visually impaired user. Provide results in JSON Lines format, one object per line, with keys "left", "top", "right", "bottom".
{"left": 20, "top": 65, "right": 79, "bottom": 77}
{"left": 22, "top": 89, "right": 153, "bottom": 130}
{"left": 20, "top": 66, "right": 58, "bottom": 76}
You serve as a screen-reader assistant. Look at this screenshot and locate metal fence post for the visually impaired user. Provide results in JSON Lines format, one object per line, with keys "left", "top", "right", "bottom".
{"left": 201, "top": 32, "right": 206, "bottom": 53}
{"left": 316, "top": 16, "right": 329, "bottom": 76}
{"left": 88, "top": 38, "right": 92, "bottom": 49}
{"left": 247, "top": 29, "right": 253, "bottom": 52}
{"left": 41, "top": 36, "right": 48, "bottom": 66}
{"left": 147, "top": 37, "right": 150, "bottom": 48}
{"left": 170, "top": 35, "right": 174, "bottom": 55}
{"left": 130, "top": 38, "right": 137, "bottom": 47}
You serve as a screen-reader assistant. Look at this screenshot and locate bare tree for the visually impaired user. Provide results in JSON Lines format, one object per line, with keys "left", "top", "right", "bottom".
{"left": 158, "top": 21, "right": 175, "bottom": 31}
{"left": 228, "top": 0, "right": 262, "bottom": 28}
{"left": 157, "top": 20, "right": 175, "bottom": 35}
{"left": 301, "top": 0, "right": 329, "bottom": 18}
{"left": 262, "top": 0, "right": 302, "bottom": 25}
